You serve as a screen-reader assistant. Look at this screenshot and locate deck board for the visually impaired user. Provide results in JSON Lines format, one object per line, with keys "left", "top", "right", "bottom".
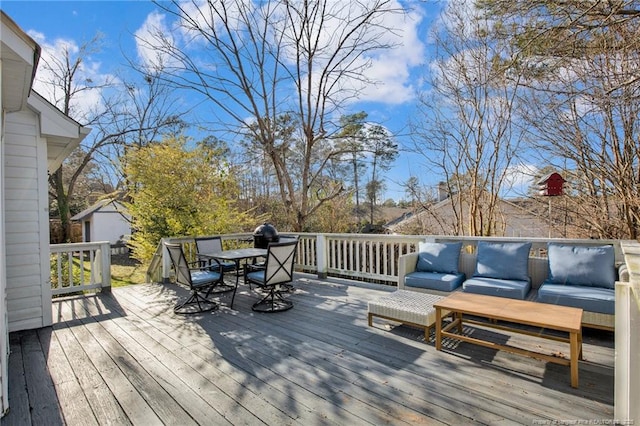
{"left": 57, "top": 303, "right": 164, "bottom": 425}
{"left": 35, "top": 327, "right": 98, "bottom": 426}
{"left": 2, "top": 274, "right": 615, "bottom": 425}
{"left": 4, "top": 334, "right": 33, "bottom": 426}
{"left": 62, "top": 298, "right": 230, "bottom": 426}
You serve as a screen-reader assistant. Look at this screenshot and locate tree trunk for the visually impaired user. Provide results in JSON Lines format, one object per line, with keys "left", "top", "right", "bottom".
{"left": 51, "top": 167, "right": 71, "bottom": 243}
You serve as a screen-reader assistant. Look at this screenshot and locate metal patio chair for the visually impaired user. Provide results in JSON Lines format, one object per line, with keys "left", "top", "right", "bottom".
{"left": 164, "top": 242, "right": 224, "bottom": 314}
{"left": 244, "top": 239, "right": 298, "bottom": 312}
{"left": 194, "top": 236, "right": 236, "bottom": 271}
{"left": 194, "top": 236, "right": 237, "bottom": 293}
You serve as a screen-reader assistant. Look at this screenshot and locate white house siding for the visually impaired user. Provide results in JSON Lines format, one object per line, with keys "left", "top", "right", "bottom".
{"left": 3, "top": 109, "right": 50, "bottom": 332}
{"left": 1, "top": 108, "right": 9, "bottom": 414}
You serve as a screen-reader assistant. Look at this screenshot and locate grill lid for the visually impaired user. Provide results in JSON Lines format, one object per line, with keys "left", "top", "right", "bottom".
{"left": 253, "top": 222, "right": 279, "bottom": 248}
{"left": 253, "top": 222, "right": 278, "bottom": 238}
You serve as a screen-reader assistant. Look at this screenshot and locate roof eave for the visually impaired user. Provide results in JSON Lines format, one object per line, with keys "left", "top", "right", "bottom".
{"left": 1, "top": 11, "right": 41, "bottom": 112}
{"left": 26, "top": 92, "right": 92, "bottom": 173}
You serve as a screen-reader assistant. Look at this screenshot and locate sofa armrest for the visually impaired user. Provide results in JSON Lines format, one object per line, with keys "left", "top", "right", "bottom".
{"left": 398, "top": 253, "right": 418, "bottom": 290}
{"left": 618, "top": 262, "right": 629, "bottom": 282}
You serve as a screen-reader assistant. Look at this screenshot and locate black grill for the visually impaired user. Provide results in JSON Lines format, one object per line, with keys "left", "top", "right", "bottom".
{"left": 253, "top": 222, "right": 279, "bottom": 249}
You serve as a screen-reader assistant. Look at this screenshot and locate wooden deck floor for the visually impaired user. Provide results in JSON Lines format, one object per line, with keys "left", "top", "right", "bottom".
{"left": 2, "top": 274, "right": 614, "bottom": 425}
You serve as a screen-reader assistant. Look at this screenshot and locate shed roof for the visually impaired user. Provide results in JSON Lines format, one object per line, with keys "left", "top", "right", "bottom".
{"left": 71, "top": 199, "right": 128, "bottom": 221}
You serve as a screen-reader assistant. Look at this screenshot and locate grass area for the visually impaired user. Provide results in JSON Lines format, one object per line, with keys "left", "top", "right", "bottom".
{"left": 111, "top": 263, "right": 147, "bottom": 287}
{"left": 111, "top": 254, "right": 147, "bottom": 287}
{"left": 51, "top": 252, "right": 147, "bottom": 290}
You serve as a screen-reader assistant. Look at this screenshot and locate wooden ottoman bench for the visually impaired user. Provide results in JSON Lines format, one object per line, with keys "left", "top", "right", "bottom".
{"left": 368, "top": 290, "right": 445, "bottom": 340}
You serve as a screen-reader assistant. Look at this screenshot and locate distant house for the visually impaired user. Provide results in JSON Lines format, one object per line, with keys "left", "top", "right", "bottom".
{"left": 385, "top": 196, "right": 552, "bottom": 237}
{"left": 1, "top": 11, "right": 90, "bottom": 414}
{"left": 71, "top": 199, "right": 131, "bottom": 246}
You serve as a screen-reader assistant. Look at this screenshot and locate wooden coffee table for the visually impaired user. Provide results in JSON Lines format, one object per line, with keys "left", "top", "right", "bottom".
{"left": 434, "top": 292, "right": 583, "bottom": 388}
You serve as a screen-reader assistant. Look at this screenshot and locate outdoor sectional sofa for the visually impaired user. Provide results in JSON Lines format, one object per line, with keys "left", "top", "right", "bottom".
{"left": 398, "top": 240, "right": 629, "bottom": 330}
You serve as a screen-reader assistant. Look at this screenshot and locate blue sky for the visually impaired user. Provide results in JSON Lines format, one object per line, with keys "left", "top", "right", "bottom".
{"left": 3, "top": 0, "right": 448, "bottom": 202}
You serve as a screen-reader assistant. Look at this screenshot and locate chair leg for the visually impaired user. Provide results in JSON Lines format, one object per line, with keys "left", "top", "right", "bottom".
{"left": 252, "top": 286, "right": 293, "bottom": 313}
{"left": 174, "top": 289, "right": 218, "bottom": 314}
{"left": 200, "top": 280, "right": 234, "bottom": 294}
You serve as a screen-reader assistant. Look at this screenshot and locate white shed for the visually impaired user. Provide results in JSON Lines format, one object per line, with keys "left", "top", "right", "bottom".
{"left": 1, "top": 11, "right": 89, "bottom": 415}
{"left": 72, "top": 199, "right": 131, "bottom": 245}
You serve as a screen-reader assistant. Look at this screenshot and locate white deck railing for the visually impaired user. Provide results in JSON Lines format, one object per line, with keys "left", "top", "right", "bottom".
{"left": 154, "top": 233, "right": 628, "bottom": 284}
{"left": 617, "top": 241, "right": 640, "bottom": 423}
{"left": 49, "top": 241, "right": 111, "bottom": 296}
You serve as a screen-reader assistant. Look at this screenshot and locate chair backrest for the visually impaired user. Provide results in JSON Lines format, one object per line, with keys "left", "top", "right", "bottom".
{"left": 164, "top": 242, "right": 193, "bottom": 287}
{"left": 195, "top": 236, "right": 224, "bottom": 255}
{"left": 263, "top": 240, "right": 298, "bottom": 285}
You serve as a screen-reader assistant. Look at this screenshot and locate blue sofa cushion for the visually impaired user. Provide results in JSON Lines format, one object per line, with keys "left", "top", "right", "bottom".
{"left": 416, "top": 242, "right": 462, "bottom": 274}
{"left": 537, "top": 282, "right": 614, "bottom": 314}
{"left": 246, "top": 270, "right": 266, "bottom": 284}
{"left": 463, "top": 277, "right": 531, "bottom": 300}
{"left": 547, "top": 244, "right": 616, "bottom": 289}
{"left": 405, "top": 271, "right": 465, "bottom": 292}
{"left": 191, "top": 270, "right": 222, "bottom": 287}
{"left": 473, "top": 241, "right": 531, "bottom": 281}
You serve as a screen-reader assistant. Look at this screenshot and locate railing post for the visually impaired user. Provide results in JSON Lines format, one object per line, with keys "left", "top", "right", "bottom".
{"left": 316, "top": 234, "right": 328, "bottom": 279}
{"left": 99, "top": 241, "right": 111, "bottom": 293}
{"left": 618, "top": 242, "right": 640, "bottom": 423}
{"left": 161, "top": 238, "right": 172, "bottom": 283}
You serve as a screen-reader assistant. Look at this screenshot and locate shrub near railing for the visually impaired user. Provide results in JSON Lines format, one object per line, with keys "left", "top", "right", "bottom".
{"left": 50, "top": 241, "right": 112, "bottom": 296}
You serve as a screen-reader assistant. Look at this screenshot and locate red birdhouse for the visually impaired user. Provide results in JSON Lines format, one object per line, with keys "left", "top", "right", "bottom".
{"left": 537, "top": 172, "right": 565, "bottom": 196}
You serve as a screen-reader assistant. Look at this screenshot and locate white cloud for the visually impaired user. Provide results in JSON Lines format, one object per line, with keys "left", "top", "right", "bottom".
{"left": 135, "top": 10, "right": 180, "bottom": 72}
{"left": 356, "top": 4, "right": 425, "bottom": 104}
{"left": 503, "top": 163, "right": 539, "bottom": 197}
{"left": 270, "top": 0, "right": 427, "bottom": 107}
{"left": 177, "top": 0, "right": 254, "bottom": 42}
{"left": 27, "top": 30, "right": 46, "bottom": 44}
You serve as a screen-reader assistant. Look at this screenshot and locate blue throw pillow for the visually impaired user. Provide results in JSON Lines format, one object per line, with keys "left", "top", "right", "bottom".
{"left": 416, "top": 241, "right": 462, "bottom": 274}
{"left": 473, "top": 241, "right": 531, "bottom": 281}
{"left": 547, "top": 244, "right": 615, "bottom": 288}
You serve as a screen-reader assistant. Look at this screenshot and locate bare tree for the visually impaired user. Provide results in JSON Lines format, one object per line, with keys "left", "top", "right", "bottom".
{"left": 142, "top": 0, "right": 401, "bottom": 231}
{"left": 517, "top": 47, "right": 640, "bottom": 238}
{"left": 38, "top": 35, "right": 185, "bottom": 241}
{"left": 481, "top": 0, "right": 640, "bottom": 238}
{"left": 410, "top": 1, "right": 526, "bottom": 236}
{"left": 479, "top": 1, "right": 640, "bottom": 63}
